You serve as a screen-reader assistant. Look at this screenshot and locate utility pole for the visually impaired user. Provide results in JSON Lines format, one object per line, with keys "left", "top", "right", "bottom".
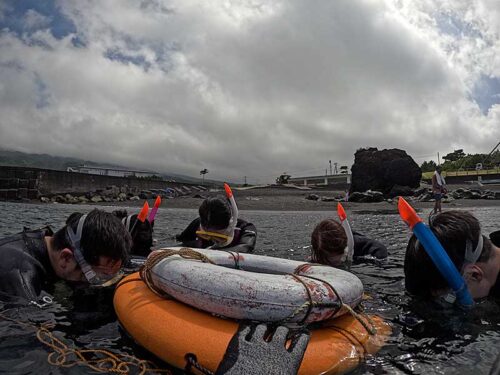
{"left": 329, "top": 160, "right": 332, "bottom": 175}
{"left": 334, "top": 162, "right": 338, "bottom": 175}
{"left": 244, "top": 176, "right": 247, "bottom": 185}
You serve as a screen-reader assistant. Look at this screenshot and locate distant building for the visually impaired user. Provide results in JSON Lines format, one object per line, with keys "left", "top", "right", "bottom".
{"left": 67, "top": 165, "right": 160, "bottom": 178}
{"left": 287, "top": 174, "right": 351, "bottom": 187}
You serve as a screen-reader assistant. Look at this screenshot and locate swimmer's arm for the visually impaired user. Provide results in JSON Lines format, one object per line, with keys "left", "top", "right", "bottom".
{"left": 175, "top": 218, "right": 201, "bottom": 244}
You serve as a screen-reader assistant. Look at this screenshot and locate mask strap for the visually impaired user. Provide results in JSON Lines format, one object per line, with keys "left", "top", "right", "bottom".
{"left": 464, "top": 235, "right": 483, "bottom": 266}
{"left": 122, "top": 215, "right": 133, "bottom": 232}
{"left": 67, "top": 215, "right": 97, "bottom": 282}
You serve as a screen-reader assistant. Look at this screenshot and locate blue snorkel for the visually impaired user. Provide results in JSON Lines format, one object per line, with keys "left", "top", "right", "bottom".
{"left": 398, "top": 197, "right": 474, "bottom": 307}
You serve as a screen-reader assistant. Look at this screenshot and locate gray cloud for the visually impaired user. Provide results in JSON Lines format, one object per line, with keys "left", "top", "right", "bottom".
{"left": 0, "top": 0, "right": 499, "bottom": 182}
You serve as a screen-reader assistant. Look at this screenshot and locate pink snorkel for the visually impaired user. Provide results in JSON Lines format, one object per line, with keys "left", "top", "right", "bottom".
{"left": 148, "top": 196, "right": 162, "bottom": 222}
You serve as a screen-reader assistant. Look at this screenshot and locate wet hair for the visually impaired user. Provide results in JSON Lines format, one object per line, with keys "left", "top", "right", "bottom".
{"left": 53, "top": 209, "right": 131, "bottom": 265}
{"left": 112, "top": 209, "right": 154, "bottom": 257}
{"left": 112, "top": 209, "right": 128, "bottom": 221}
{"left": 404, "top": 210, "right": 493, "bottom": 298}
{"left": 199, "top": 197, "right": 231, "bottom": 230}
{"left": 66, "top": 212, "right": 82, "bottom": 224}
{"left": 310, "top": 219, "right": 347, "bottom": 264}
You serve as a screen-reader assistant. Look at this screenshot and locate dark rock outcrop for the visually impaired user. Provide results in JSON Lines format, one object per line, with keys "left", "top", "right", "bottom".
{"left": 348, "top": 190, "right": 384, "bottom": 203}
{"left": 388, "top": 184, "right": 415, "bottom": 198}
{"left": 350, "top": 148, "right": 421, "bottom": 195}
{"left": 305, "top": 193, "right": 320, "bottom": 201}
{"left": 414, "top": 187, "right": 500, "bottom": 201}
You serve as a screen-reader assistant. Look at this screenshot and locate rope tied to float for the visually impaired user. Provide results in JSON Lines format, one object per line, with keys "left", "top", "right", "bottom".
{"left": 140, "top": 247, "right": 215, "bottom": 297}
{"left": 0, "top": 311, "right": 172, "bottom": 374}
{"left": 289, "top": 265, "right": 377, "bottom": 335}
{"left": 185, "top": 353, "right": 215, "bottom": 375}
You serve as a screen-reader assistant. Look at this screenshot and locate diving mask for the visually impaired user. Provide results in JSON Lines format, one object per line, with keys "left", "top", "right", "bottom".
{"left": 67, "top": 214, "right": 123, "bottom": 287}
{"left": 196, "top": 229, "right": 234, "bottom": 245}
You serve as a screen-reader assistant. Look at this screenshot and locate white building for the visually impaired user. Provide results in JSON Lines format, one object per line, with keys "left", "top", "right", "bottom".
{"left": 67, "top": 165, "right": 160, "bottom": 178}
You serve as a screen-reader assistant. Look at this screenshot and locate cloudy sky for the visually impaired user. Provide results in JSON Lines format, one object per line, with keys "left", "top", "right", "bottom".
{"left": 0, "top": 0, "right": 499, "bottom": 183}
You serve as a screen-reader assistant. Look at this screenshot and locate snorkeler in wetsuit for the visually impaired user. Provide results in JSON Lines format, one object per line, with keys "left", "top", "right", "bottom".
{"left": 310, "top": 218, "right": 387, "bottom": 267}
{"left": 404, "top": 211, "right": 500, "bottom": 303}
{"left": 176, "top": 191, "right": 257, "bottom": 253}
{"left": 0, "top": 210, "right": 131, "bottom": 304}
{"left": 113, "top": 209, "right": 154, "bottom": 257}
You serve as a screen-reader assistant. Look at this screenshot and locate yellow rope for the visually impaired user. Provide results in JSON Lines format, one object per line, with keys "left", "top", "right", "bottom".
{"left": 341, "top": 304, "right": 377, "bottom": 335}
{"left": 140, "top": 247, "right": 215, "bottom": 297}
{"left": 0, "top": 312, "right": 171, "bottom": 374}
{"left": 288, "top": 273, "right": 377, "bottom": 335}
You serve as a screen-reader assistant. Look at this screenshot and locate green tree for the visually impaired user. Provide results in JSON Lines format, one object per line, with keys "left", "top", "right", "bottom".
{"left": 420, "top": 160, "right": 437, "bottom": 172}
{"left": 442, "top": 149, "right": 465, "bottom": 162}
{"left": 276, "top": 173, "right": 291, "bottom": 184}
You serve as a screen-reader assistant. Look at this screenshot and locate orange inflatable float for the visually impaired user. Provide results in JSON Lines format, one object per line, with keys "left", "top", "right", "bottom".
{"left": 114, "top": 273, "right": 391, "bottom": 374}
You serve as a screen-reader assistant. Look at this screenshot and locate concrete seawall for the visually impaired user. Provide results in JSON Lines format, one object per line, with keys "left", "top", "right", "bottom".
{"left": 422, "top": 173, "right": 500, "bottom": 184}
{"left": 0, "top": 165, "right": 205, "bottom": 200}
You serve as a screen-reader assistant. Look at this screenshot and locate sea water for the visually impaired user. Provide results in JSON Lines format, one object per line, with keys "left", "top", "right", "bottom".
{"left": 0, "top": 202, "right": 498, "bottom": 374}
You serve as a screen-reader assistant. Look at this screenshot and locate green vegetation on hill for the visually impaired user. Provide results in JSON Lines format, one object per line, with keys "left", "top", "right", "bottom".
{"left": 420, "top": 149, "right": 500, "bottom": 173}
{"left": 0, "top": 149, "right": 98, "bottom": 170}
{"left": 0, "top": 149, "right": 223, "bottom": 185}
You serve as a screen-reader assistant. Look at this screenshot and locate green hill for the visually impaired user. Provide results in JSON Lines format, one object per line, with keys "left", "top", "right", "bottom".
{"left": 0, "top": 149, "right": 224, "bottom": 185}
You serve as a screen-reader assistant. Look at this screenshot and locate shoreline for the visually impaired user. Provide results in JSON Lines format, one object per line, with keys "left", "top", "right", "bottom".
{"left": 18, "top": 185, "right": 499, "bottom": 213}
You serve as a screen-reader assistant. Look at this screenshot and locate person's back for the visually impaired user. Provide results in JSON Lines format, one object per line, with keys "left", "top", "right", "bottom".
{"left": 0, "top": 226, "right": 55, "bottom": 302}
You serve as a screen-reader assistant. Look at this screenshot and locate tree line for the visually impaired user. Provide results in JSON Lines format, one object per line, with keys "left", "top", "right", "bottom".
{"left": 420, "top": 149, "right": 500, "bottom": 172}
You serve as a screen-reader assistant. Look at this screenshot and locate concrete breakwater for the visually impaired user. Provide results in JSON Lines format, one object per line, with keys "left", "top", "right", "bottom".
{"left": 0, "top": 165, "right": 208, "bottom": 202}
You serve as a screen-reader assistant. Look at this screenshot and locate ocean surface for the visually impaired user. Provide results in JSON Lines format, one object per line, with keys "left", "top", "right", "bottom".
{"left": 0, "top": 201, "right": 499, "bottom": 374}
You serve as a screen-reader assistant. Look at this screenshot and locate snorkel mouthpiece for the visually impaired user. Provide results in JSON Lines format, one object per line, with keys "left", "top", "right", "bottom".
{"left": 337, "top": 203, "right": 354, "bottom": 265}
{"left": 398, "top": 197, "right": 474, "bottom": 307}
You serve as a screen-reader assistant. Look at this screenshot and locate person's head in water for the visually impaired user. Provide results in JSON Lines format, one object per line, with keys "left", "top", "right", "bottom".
{"left": 310, "top": 219, "right": 347, "bottom": 266}
{"left": 49, "top": 209, "right": 131, "bottom": 284}
{"left": 197, "top": 197, "right": 234, "bottom": 246}
{"left": 113, "top": 210, "right": 154, "bottom": 257}
{"left": 404, "top": 210, "right": 500, "bottom": 301}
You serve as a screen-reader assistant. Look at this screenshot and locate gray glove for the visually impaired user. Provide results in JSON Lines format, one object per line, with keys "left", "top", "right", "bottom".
{"left": 490, "top": 351, "right": 500, "bottom": 375}
{"left": 215, "top": 324, "right": 310, "bottom": 375}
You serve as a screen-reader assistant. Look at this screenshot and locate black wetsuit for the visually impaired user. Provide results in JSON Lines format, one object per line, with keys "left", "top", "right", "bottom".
{"left": 490, "top": 230, "right": 500, "bottom": 248}
{"left": 0, "top": 227, "right": 57, "bottom": 303}
{"left": 176, "top": 218, "right": 257, "bottom": 253}
{"left": 352, "top": 231, "right": 388, "bottom": 259}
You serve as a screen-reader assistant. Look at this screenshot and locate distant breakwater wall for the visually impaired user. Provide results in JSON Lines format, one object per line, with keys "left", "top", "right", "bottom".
{"left": 0, "top": 165, "right": 202, "bottom": 200}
